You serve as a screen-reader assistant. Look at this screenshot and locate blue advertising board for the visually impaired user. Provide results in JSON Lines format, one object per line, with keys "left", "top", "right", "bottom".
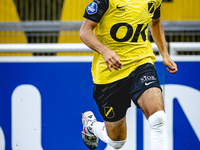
{"left": 0, "top": 56, "right": 200, "bottom": 150}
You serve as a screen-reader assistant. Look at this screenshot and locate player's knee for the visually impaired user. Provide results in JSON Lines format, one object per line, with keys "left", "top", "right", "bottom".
{"left": 148, "top": 111, "right": 166, "bottom": 131}
{"left": 108, "top": 137, "right": 126, "bottom": 149}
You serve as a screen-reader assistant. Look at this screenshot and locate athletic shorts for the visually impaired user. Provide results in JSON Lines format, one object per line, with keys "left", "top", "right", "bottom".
{"left": 93, "top": 63, "right": 162, "bottom": 122}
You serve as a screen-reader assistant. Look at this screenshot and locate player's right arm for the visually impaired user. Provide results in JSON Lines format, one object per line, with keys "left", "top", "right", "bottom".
{"left": 80, "top": 18, "right": 123, "bottom": 72}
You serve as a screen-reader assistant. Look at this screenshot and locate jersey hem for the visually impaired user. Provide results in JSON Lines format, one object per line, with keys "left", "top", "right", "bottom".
{"left": 93, "top": 58, "right": 154, "bottom": 85}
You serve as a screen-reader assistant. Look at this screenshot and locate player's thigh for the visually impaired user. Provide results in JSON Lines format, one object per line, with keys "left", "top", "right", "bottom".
{"left": 104, "top": 116, "right": 127, "bottom": 141}
{"left": 138, "top": 87, "right": 164, "bottom": 119}
{"left": 93, "top": 78, "right": 131, "bottom": 122}
{"left": 93, "top": 79, "right": 130, "bottom": 141}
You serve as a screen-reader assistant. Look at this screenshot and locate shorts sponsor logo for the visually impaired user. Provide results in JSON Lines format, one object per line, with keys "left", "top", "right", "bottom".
{"left": 140, "top": 76, "right": 156, "bottom": 83}
{"left": 104, "top": 106, "right": 115, "bottom": 119}
{"left": 86, "top": 2, "right": 98, "bottom": 15}
{"left": 141, "top": 76, "right": 157, "bottom": 86}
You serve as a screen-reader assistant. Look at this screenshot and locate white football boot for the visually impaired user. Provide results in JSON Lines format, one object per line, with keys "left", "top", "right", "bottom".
{"left": 82, "top": 111, "right": 98, "bottom": 149}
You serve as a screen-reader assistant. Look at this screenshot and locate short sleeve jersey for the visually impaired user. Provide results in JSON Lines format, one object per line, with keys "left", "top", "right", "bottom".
{"left": 84, "top": 0, "right": 162, "bottom": 84}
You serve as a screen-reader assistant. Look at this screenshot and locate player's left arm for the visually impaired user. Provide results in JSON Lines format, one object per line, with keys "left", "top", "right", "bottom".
{"left": 150, "top": 17, "right": 178, "bottom": 74}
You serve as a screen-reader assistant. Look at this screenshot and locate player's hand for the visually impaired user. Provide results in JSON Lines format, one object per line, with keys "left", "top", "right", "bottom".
{"left": 102, "top": 49, "right": 123, "bottom": 73}
{"left": 163, "top": 55, "right": 178, "bottom": 74}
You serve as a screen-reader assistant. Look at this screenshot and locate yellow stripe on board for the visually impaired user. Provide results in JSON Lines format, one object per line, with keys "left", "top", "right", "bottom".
{"left": 58, "top": 0, "right": 91, "bottom": 43}
{"left": 161, "top": 0, "right": 200, "bottom": 21}
{"left": 0, "top": 52, "right": 32, "bottom": 56}
{"left": 60, "top": 0, "right": 91, "bottom": 21}
{"left": 56, "top": 52, "right": 94, "bottom": 56}
{"left": 0, "top": 0, "right": 27, "bottom": 43}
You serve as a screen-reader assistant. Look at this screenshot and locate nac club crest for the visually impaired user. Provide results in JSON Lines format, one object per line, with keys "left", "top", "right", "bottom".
{"left": 104, "top": 106, "right": 115, "bottom": 119}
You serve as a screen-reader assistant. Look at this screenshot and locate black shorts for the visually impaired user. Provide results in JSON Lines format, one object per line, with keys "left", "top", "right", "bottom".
{"left": 93, "top": 63, "right": 162, "bottom": 122}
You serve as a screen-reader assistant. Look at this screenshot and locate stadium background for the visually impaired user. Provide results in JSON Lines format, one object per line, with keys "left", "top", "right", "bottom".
{"left": 0, "top": 0, "right": 200, "bottom": 53}
{"left": 0, "top": 0, "right": 200, "bottom": 150}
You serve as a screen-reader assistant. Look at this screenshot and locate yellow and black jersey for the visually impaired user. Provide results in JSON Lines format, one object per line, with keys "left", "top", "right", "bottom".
{"left": 84, "top": 0, "right": 162, "bottom": 84}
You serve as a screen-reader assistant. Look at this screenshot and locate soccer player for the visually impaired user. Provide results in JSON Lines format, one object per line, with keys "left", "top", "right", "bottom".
{"left": 80, "top": 0, "right": 178, "bottom": 149}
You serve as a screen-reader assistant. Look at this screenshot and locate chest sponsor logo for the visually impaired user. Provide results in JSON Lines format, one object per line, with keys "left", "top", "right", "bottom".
{"left": 86, "top": 2, "right": 98, "bottom": 15}
{"left": 110, "top": 23, "right": 148, "bottom": 42}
